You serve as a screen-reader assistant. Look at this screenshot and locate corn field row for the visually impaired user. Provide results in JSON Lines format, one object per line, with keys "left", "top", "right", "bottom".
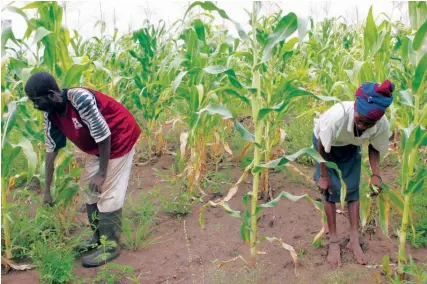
{"left": 1, "top": 1, "right": 426, "bottom": 282}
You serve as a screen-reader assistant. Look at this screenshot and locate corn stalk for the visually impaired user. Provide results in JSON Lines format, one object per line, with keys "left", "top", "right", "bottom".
{"left": 193, "top": 1, "right": 346, "bottom": 267}
{"left": 397, "top": 52, "right": 427, "bottom": 280}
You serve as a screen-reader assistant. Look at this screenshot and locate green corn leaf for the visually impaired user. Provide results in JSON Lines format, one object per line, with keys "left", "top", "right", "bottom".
{"left": 377, "top": 191, "right": 390, "bottom": 238}
{"left": 192, "top": 19, "right": 206, "bottom": 41}
{"left": 203, "top": 66, "right": 244, "bottom": 89}
{"left": 56, "top": 179, "right": 79, "bottom": 206}
{"left": 1, "top": 26, "right": 19, "bottom": 54}
{"left": 21, "top": 1, "right": 47, "bottom": 10}
{"left": 408, "top": 1, "right": 427, "bottom": 30}
{"left": 261, "top": 12, "right": 298, "bottom": 63}
{"left": 130, "top": 91, "right": 144, "bottom": 110}
{"left": 235, "top": 121, "right": 256, "bottom": 144}
{"left": 382, "top": 184, "right": 404, "bottom": 213}
{"left": 382, "top": 184, "right": 416, "bottom": 243}
{"left": 412, "top": 52, "right": 427, "bottom": 94}
{"left": 214, "top": 87, "right": 251, "bottom": 105}
{"left": 172, "top": 71, "right": 188, "bottom": 93}
{"left": 197, "top": 104, "right": 233, "bottom": 119}
{"left": 364, "top": 6, "right": 378, "bottom": 59}
{"left": 184, "top": 1, "right": 251, "bottom": 43}
{"left": 397, "top": 89, "right": 414, "bottom": 108}
{"left": 182, "top": 28, "right": 198, "bottom": 59}
{"left": 240, "top": 209, "right": 251, "bottom": 244}
{"left": 257, "top": 191, "right": 321, "bottom": 210}
{"left": 10, "top": 137, "right": 37, "bottom": 181}
{"left": 33, "top": 26, "right": 52, "bottom": 43}
{"left": 55, "top": 153, "right": 73, "bottom": 188}
{"left": 413, "top": 19, "right": 427, "bottom": 51}
{"left": 258, "top": 88, "right": 339, "bottom": 121}
{"left": 360, "top": 191, "right": 373, "bottom": 228}
{"left": 407, "top": 167, "right": 426, "bottom": 195}
{"left": 62, "top": 62, "right": 91, "bottom": 87}
{"left": 252, "top": 147, "right": 347, "bottom": 207}
{"left": 2, "top": 98, "right": 27, "bottom": 150}
{"left": 1, "top": 146, "right": 22, "bottom": 178}
{"left": 197, "top": 104, "right": 256, "bottom": 144}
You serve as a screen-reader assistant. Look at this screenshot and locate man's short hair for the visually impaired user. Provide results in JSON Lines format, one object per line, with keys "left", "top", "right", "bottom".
{"left": 24, "top": 72, "right": 60, "bottom": 97}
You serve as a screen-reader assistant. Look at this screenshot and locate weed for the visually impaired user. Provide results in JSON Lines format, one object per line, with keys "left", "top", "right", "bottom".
{"left": 94, "top": 235, "right": 117, "bottom": 263}
{"left": 407, "top": 186, "right": 427, "bottom": 248}
{"left": 122, "top": 192, "right": 161, "bottom": 251}
{"left": 75, "top": 263, "right": 143, "bottom": 284}
{"left": 231, "top": 249, "right": 239, "bottom": 257}
{"left": 214, "top": 223, "right": 223, "bottom": 232}
{"left": 281, "top": 115, "right": 315, "bottom": 166}
{"left": 159, "top": 187, "right": 197, "bottom": 218}
{"left": 29, "top": 230, "right": 77, "bottom": 284}
{"left": 200, "top": 170, "right": 232, "bottom": 197}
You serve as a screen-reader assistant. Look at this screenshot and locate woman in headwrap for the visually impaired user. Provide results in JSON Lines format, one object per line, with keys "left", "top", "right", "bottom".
{"left": 313, "top": 80, "right": 394, "bottom": 267}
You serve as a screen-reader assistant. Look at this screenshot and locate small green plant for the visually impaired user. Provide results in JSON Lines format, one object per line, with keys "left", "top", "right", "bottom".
{"left": 298, "top": 248, "right": 306, "bottom": 261}
{"left": 382, "top": 255, "right": 427, "bottom": 284}
{"left": 159, "top": 184, "right": 197, "bottom": 218}
{"left": 281, "top": 115, "right": 315, "bottom": 166}
{"left": 29, "top": 231, "right": 76, "bottom": 284}
{"left": 407, "top": 186, "right": 427, "bottom": 248}
{"left": 200, "top": 170, "right": 232, "bottom": 198}
{"left": 231, "top": 249, "right": 239, "bottom": 257}
{"left": 401, "top": 256, "right": 427, "bottom": 283}
{"left": 121, "top": 193, "right": 161, "bottom": 251}
{"left": 76, "top": 263, "right": 142, "bottom": 284}
{"left": 214, "top": 223, "right": 223, "bottom": 232}
{"left": 94, "top": 235, "right": 117, "bottom": 263}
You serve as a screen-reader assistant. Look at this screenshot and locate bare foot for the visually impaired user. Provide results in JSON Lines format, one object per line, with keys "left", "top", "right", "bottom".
{"left": 327, "top": 242, "right": 342, "bottom": 267}
{"left": 347, "top": 241, "right": 369, "bottom": 265}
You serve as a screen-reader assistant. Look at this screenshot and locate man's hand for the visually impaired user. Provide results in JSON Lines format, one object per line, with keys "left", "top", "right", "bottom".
{"left": 369, "top": 175, "right": 382, "bottom": 196}
{"left": 317, "top": 176, "right": 332, "bottom": 196}
{"left": 89, "top": 173, "right": 106, "bottom": 194}
{"left": 43, "top": 191, "right": 53, "bottom": 206}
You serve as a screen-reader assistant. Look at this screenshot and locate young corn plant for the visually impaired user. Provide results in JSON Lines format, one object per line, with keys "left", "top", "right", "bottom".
{"left": 395, "top": 44, "right": 427, "bottom": 280}
{"left": 128, "top": 22, "right": 174, "bottom": 159}
{"left": 169, "top": 10, "right": 245, "bottom": 193}
{"left": 1, "top": 98, "right": 37, "bottom": 268}
{"left": 191, "top": 1, "right": 346, "bottom": 266}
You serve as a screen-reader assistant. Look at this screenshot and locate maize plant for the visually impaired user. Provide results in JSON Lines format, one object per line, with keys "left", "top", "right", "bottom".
{"left": 193, "top": 1, "right": 346, "bottom": 266}
{"left": 169, "top": 9, "right": 247, "bottom": 193}
{"left": 1, "top": 98, "right": 37, "bottom": 262}
{"left": 128, "top": 22, "right": 173, "bottom": 159}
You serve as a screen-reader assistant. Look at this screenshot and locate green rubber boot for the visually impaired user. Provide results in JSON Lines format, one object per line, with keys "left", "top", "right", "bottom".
{"left": 82, "top": 208, "right": 122, "bottom": 268}
{"left": 76, "top": 203, "right": 100, "bottom": 252}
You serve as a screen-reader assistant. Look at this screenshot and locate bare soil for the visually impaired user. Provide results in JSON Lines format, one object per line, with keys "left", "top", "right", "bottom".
{"left": 2, "top": 154, "right": 426, "bottom": 284}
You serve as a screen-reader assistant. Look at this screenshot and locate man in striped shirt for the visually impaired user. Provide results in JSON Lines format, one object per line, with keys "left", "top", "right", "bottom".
{"left": 25, "top": 72, "right": 141, "bottom": 268}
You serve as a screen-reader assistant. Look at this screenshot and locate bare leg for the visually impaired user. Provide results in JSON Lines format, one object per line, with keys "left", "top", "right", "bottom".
{"left": 347, "top": 200, "right": 369, "bottom": 264}
{"left": 324, "top": 200, "right": 342, "bottom": 267}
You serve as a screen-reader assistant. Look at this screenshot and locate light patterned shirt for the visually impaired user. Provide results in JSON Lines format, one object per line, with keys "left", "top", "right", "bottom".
{"left": 313, "top": 101, "right": 390, "bottom": 153}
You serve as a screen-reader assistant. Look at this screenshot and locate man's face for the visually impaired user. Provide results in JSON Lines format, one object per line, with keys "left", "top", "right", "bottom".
{"left": 28, "top": 94, "right": 53, "bottom": 113}
{"left": 354, "top": 111, "right": 376, "bottom": 132}
{"left": 28, "top": 90, "right": 62, "bottom": 113}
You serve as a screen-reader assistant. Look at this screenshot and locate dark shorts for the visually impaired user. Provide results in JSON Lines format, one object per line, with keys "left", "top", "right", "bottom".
{"left": 312, "top": 135, "right": 361, "bottom": 203}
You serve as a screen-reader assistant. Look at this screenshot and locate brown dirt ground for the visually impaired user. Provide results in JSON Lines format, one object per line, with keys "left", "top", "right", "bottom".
{"left": 2, "top": 154, "right": 426, "bottom": 284}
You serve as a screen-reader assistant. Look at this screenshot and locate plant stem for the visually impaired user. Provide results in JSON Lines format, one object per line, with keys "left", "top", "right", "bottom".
{"left": 398, "top": 193, "right": 411, "bottom": 280}
{"left": 249, "top": 1, "right": 263, "bottom": 266}
{"left": 2, "top": 176, "right": 12, "bottom": 259}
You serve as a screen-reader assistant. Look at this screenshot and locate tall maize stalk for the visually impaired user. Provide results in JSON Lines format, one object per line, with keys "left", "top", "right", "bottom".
{"left": 249, "top": 1, "right": 263, "bottom": 263}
